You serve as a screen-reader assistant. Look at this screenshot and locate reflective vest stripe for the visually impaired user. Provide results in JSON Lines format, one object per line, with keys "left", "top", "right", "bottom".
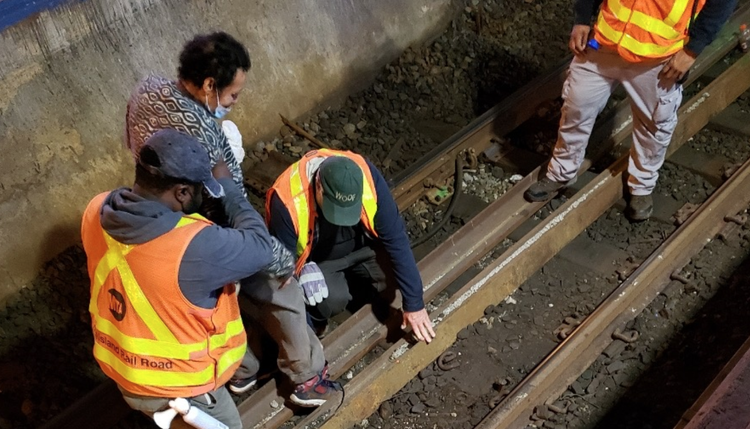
{"left": 209, "top": 318, "right": 245, "bottom": 350}
{"left": 666, "top": 0, "right": 692, "bottom": 26}
{"left": 289, "top": 167, "right": 309, "bottom": 257}
{"left": 94, "top": 344, "right": 215, "bottom": 387}
{"left": 286, "top": 149, "right": 379, "bottom": 258}
{"left": 216, "top": 342, "right": 247, "bottom": 376}
{"left": 96, "top": 318, "right": 206, "bottom": 359}
{"left": 99, "top": 233, "right": 178, "bottom": 343}
{"left": 92, "top": 219, "right": 245, "bottom": 361}
{"left": 597, "top": 16, "right": 685, "bottom": 57}
{"left": 607, "top": 0, "right": 684, "bottom": 40}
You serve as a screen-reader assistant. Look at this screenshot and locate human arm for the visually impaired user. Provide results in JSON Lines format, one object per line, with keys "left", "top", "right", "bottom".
{"left": 179, "top": 173, "right": 274, "bottom": 305}
{"left": 570, "top": 0, "right": 603, "bottom": 55}
{"left": 686, "top": 0, "right": 737, "bottom": 57}
{"left": 368, "top": 161, "right": 435, "bottom": 343}
{"left": 661, "top": 0, "right": 737, "bottom": 81}
{"left": 573, "top": 0, "right": 601, "bottom": 26}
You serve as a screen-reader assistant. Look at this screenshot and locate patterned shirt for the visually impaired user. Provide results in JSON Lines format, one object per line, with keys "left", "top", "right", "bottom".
{"left": 125, "top": 74, "right": 245, "bottom": 194}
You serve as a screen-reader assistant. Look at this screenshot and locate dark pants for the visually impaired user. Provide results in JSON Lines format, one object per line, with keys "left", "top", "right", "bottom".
{"left": 307, "top": 245, "right": 394, "bottom": 323}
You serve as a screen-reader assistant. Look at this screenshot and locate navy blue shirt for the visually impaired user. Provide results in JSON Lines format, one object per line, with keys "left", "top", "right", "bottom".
{"left": 268, "top": 160, "right": 425, "bottom": 312}
{"left": 574, "top": 0, "right": 736, "bottom": 56}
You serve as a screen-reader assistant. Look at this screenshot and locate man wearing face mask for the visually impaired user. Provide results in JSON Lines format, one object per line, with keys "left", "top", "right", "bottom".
{"left": 124, "top": 32, "right": 338, "bottom": 407}
{"left": 126, "top": 31, "right": 249, "bottom": 194}
{"left": 81, "top": 129, "right": 275, "bottom": 428}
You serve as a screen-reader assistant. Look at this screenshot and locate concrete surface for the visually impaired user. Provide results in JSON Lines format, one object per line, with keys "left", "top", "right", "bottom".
{"left": 0, "top": 0, "right": 456, "bottom": 305}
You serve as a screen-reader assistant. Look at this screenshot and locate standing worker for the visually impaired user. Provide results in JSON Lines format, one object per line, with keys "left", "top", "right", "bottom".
{"left": 81, "top": 130, "right": 284, "bottom": 428}
{"left": 524, "top": 0, "right": 736, "bottom": 220}
{"left": 266, "top": 149, "right": 436, "bottom": 344}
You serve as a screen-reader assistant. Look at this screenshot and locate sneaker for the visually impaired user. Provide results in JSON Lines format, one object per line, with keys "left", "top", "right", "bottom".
{"left": 228, "top": 374, "right": 258, "bottom": 394}
{"left": 228, "top": 371, "right": 274, "bottom": 394}
{"left": 289, "top": 366, "right": 343, "bottom": 407}
{"left": 524, "top": 177, "right": 575, "bottom": 203}
{"left": 626, "top": 194, "right": 653, "bottom": 222}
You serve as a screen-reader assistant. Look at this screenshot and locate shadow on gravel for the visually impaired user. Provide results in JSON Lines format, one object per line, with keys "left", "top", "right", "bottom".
{"left": 594, "top": 252, "right": 750, "bottom": 429}
{"left": 0, "top": 246, "right": 102, "bottom": 429}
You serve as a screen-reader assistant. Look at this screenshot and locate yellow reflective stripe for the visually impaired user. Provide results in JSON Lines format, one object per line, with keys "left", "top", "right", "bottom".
{"left": 598, "top": 15, "right": 684, "bottom": 57}
{"left": 289, "top": 164, "right": 310, "bottom": 257}
{"left": 208, "top": 318, "right": 245, "bottom": 350}
{"left": 176, "top": 214, "right": 210, "bottom": 228}
{"left": 175, "top": 217, "right": 197, "bottom": 228}
{"left": 666, "top": 0, "right": 691, "bottom": 27}
{"left": 103, "top": 234, "right": 179, "bottom": 343}
{"left": 96, "top": 317, "right": 206, "bottom": 359}
{"left": 89, "top": 235, "right": 137, "bottom": 319}
{"left": 606, "top": 0, "right": 683, "bottom": 40}
{"left": 362, "top": 180, "right": 377, "bottom": 228}
{"left": 216, "top": 342, "right": 247, "bottom": 376}
{"left": 94, "top": 343, "right": 214, "bottom": 387}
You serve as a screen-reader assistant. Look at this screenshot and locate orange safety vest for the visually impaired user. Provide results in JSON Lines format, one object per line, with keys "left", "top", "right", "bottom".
{"left": 267, "top": 149, "right": 379, "bottom": 274}
{"left": 594, "top": 0, "right": 705, "bottom": 62}
{"left": 81, "top": 192, "right": 247, "bottom": 398}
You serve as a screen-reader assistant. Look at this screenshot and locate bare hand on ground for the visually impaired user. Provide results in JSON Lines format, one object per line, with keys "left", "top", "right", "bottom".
{"left": 402, "top": 308, "right": 436, "bottom": 344}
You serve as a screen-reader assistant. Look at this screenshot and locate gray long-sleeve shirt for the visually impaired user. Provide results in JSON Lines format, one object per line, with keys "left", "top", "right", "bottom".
{"left": 101, "top": 177, "right": 273, "bottom": 308}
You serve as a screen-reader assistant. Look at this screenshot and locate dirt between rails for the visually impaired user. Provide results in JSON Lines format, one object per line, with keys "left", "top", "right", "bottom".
{"left": 1, "top": 1, "right": 748, "bottom": 429}
{"left": 352, "top": 123, "right": 750, "bottom": 429}
{"left": 0, "top": 1, "right": 575, "bottom": 428}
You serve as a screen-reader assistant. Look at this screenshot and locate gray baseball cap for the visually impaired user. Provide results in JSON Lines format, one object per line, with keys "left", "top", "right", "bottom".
{"left": 138, "top": 129, "right": 224, "bottom": 198}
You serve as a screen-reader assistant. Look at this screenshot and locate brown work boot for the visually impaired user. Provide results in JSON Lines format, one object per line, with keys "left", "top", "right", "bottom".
{"left": 524, "top": 177, "right": 576, "bottom": 203}
{"left": 626, "top": 194, "right": 653, "bottom": 221}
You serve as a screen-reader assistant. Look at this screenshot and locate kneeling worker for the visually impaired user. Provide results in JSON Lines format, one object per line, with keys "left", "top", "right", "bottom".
{"left": 266, "top": 149, "right": 436, "bottom": 343}
{"left": 82, "top": 130, "right": 285, "bottom": 428}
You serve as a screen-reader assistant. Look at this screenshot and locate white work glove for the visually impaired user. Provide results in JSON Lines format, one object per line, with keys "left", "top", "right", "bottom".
{"left": 221, "top": 120, "right": 245, "bottom": 162}
{"left": 298, "top": 262, "right": 329, "bottom": 306}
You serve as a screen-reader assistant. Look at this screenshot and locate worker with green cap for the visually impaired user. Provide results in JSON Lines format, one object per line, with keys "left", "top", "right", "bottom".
{"left": 266, "top": 149, "right": 436, "bottom": 346}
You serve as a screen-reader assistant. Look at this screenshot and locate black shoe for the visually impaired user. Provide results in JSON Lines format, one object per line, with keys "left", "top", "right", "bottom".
{"left": 524, "top": 177, "right": 576, "bottom": 203}
{"left": 626, "top": 194, "right": 653, "bottom": 222}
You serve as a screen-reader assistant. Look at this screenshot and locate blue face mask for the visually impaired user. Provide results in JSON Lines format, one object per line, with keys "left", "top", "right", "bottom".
{"left": 206, "top": 89, "right": 231, "bottom": 119}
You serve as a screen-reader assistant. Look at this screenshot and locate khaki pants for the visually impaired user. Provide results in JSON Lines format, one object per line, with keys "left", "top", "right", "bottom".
{"left": 119, "top": 384, "right": 241, "bottom": 429}
{"left": 547, "top": 47, "right": 682, "bottom": 195}
{"left": 237, "top": 273, "right": 326, "bottom": 385}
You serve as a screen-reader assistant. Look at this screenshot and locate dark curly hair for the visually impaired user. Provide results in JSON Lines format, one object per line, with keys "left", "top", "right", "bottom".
{"left": 178, "top": 32, "right": 251, "bottom": 91}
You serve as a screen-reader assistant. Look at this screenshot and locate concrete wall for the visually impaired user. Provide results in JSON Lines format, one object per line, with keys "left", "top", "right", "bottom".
{"left": 0, "top": 0, "right": 456, "bottom": 305}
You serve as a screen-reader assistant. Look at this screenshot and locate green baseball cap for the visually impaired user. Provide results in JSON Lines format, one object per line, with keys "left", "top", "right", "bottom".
{"left": 318, "top": 157, "right": 363, "bottom": 226}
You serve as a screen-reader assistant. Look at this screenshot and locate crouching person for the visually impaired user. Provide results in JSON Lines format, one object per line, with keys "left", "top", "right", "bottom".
{"left": 82, "top": 129, "right": 275, "bottom": 428}
{"left": 266, "top": 149, "right": 436, "bottom": 344}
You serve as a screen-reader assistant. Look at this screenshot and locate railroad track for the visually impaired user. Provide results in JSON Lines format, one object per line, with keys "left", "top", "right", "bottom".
{"left": 42, "top": 3, "right": 750, "bottom": 428}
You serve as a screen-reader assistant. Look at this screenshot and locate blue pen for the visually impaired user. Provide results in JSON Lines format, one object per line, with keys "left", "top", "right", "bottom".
{"left": 587, "top": 39, "right": 600, "bottom": 50}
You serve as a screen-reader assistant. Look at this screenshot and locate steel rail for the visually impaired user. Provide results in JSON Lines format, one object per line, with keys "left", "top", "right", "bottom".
{"left": 297, "top": 44, "right": 750, "bottom": 429}
{"left": 239, "top": 3, "right": 750, "bottom": 427}
{"left": 675, "top": 334, "right": 750, "bottom": 429}
{"left": 477, "top": 54, "right": 750, "bottom": 429}
{"left": 41, "top": 3, "right": 750, "bottom": 428}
